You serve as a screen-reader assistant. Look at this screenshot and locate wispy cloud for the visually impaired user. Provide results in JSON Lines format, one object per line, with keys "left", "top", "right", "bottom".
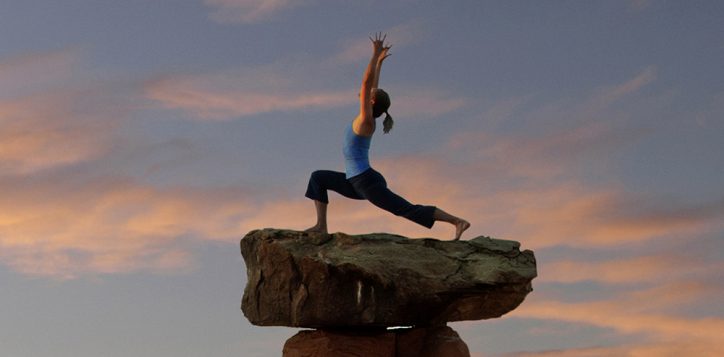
{"left": 234, "top": 65, "right": 720, "bottom": 250}
{"left": 502, "top": 341, "right": 722, "bottom": 357}
{"left": 0, "top": 49, "right": 233, "bottom": 278}
{"left": 145, "top": 74, "right": 351, "bottom": 120}
{"left": 146, "top": 29, "right": 466, "bottom": 121}
{"left": 0, "top": 49, "right": 128, "bottom": 175}
{"left": 204, "top": 0, "right": 308, "bottom": 24}
{"left": 0, "top": 91, "right": 123, "bottom": 175}
{"left": 541, "top": 256, "right": 720, "bottom": 284}
{"left": 487, "top": 236, "right": 724, "bottom": 356}
{"left": 589, "top": 66, "right": 657, "bottom": 109}
{"left": 510, "top": 296, "right": 724, "bottom": 356}
{"left": 0, "top": 175, "right": 256, "bottom": 278}
{"left": 333, "top": 21, "right": 426, "bottom": 64}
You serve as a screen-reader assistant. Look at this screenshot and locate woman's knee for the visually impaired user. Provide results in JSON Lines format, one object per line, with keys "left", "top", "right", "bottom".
{"left": 309, "top": 170, "right": 327, "bottom": 184}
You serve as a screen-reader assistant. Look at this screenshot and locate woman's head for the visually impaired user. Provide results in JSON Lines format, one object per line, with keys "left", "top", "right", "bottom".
{"left": 372, "top": 89, "right": 390, "bottom": 118}
{"left": 372, "top": 89, "right": 394, "bottom": 133}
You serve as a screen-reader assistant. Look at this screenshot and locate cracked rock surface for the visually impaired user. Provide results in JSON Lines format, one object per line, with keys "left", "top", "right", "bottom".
{"left": 241, "top": 229, "right": 537, "bottom": 328}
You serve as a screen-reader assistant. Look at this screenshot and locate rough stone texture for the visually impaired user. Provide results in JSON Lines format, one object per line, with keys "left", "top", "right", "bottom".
{"left": 396, "top": 325, "right": 470, "bottom": 357}
{"left": 282, "top": 326, "right": 469, "bottom": 357}
{"left": 241, "top": 229, "right": 536, "bottom": 328}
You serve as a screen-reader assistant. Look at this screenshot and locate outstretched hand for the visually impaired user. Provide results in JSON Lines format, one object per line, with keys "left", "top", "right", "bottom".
{"left": 378, "top": 44, "right": 392, "bottom": 63}
{"left": 369, "top": 32, "right": 390, "bottom": 56}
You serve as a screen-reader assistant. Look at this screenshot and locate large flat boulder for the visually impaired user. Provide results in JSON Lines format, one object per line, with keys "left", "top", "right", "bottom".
{"left": 241, "top": 229, "right": 536, "bottom": 328}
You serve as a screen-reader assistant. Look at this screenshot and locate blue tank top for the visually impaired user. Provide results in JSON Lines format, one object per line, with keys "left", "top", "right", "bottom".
{"left": 343, "top": 122, "right": 372, "bottom": 178}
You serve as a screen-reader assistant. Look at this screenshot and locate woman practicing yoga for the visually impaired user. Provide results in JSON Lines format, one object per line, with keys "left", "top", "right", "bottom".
{"left": 305, "top": 33, "right": 470, "bottom": 240}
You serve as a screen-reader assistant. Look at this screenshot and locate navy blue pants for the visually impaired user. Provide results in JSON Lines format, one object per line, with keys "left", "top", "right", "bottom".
{"left": 305, "top": 168, "right": 436, "bottom": 228}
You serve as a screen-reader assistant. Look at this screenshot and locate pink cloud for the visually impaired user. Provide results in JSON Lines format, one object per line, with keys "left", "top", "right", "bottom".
{"left": 542, "top": 256, "right": 698, "bottom": 284}
{"left": 145, "top": 52, "right": 466, "bottom": 121}
{"left": 502, "top": 341, "right": 722, "bottom": 357}
{"left": 144, "top": 55, "right": 359, "bottom": 120}
{"left": 0, "top": 49, "right": 128, "bottom": 175}
{"left": 255, "top": 141, "right": 724, "bottom": 247}
{"left": 0, "top": 93, "right": 117, "bottom": 174}
{"left": 510, "top": 297, "right": 724, "bottom": 355}
{"left": 0, "top": 175, "right": 257, "bottom": 278}
{"left": 502, "top": 189, "right": 724, "bottom": 248}
{"left": 512, "top": 280, "right": 724, "bottom": 339}
{"left": 145, "top": 26, "right": 467, "bottom": 121}
{"left": 146, "top": 75, "right": 351, "bottom": 120}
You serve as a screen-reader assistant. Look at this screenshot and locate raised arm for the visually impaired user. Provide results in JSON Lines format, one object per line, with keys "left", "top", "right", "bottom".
{"left": 355, "top": 33, "right": 388, "bottom": 135}
{"left": 371, "top": 45, "right": 391, "bottom": 89}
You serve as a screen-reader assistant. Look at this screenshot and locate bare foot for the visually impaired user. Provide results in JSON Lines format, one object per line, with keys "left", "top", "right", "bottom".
{"left": 304, "top": 225, "right": 328, "bottom": 234}
{"left": 453, "top": 219, "right": 470, "bottom": 241}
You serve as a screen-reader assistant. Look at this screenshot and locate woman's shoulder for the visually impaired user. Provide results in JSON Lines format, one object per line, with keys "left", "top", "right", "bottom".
{"left": 352, "top": 115, "right": 375, "bottom": 137}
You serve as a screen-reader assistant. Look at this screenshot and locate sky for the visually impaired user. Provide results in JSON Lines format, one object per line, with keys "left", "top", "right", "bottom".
{"left": 1, "top": 0, "right": 723, "bottom": 356}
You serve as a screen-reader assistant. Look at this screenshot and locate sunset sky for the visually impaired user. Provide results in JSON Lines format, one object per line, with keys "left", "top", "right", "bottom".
{"left": 1, "top": 1, "right": 723, "bottom": 356}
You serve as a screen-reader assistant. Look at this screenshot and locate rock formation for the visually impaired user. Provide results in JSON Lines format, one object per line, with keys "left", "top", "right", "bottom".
{"left": 283, "top": 326, "right": 469, "bottom": 357}
{"left": 240, "top": 228, "right": 537, "bottom": 356}
{"left": 241, "top": 229, "right": 536, "bottom": 328}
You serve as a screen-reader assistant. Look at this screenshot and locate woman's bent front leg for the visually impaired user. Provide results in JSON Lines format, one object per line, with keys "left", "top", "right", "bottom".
{"left": 304, "top": 170, "right": 363, "bottom": 233}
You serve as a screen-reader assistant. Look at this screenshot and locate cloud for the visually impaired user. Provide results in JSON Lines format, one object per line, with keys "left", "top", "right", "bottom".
{"left": 450, "top": 120, "right": 650, "bottom": 181}
{"left": 502, "top": 341, "right": 723, "bottom": 357}
{"left": 143, "top": 51, "right": 365, "bottom": 120}
{"left": 510, "top": 296, "right": 724, "bottom": 356}
{"left": 145, "top": 74, "right": 352, "bottom": 120}
{"left": 488, "top": 66, "right": 661, "bottom": 138}
{"left": 371, "top": 118, "right": 718, "bottom": 248}
{"left": 589, "top": 66, "right": 657, "bottom": 109}
{"left": 145, "top": 38, "right": 467, "bottom": 121}
{"left": 0, "top": 92, "right": 119, "bottom": 175}
{"left": 492, "top": 237, "right": 724, "bottom": 356}
{"left": 408, "top": 66, "right": 724, "bottom": 249}
{"left": 333, "top": 21, "right": 426, "bottom": 64}
{"left": 0, "top": 49, "right": 128, "bottom": 175}
{"left": 0, "top": 175, "right": 256, "bottom": 278}
{"left": 377, "top": 128, "right": 722, "bottom": 248}
{"left": 0, "top": 44, "right": 469, "bottom": 278}
{"left": 503, "top": 251, "right": 724, "bottom": 355}
{"left": 241, "top": 122, "right": 723, "bottom": 247}
{"left": 232, "top": 148, "right": 723, "bottom": 248}
{"left": 0, "top": 166, "right": 440, "bottom": 278}
{"left": 225, "top": 63, "right": 720, "bottom": 250}
{"left": 0, "top": 49, "right": 253, "bottom": 278}
{"left": 504, "top": 190, "right": 724, "bottom": 248}
{"left": 541, "top": 256, "right": 713, "bottom": 284}
{"left": 204, "top": 0, "right": 307, "bottom": 24}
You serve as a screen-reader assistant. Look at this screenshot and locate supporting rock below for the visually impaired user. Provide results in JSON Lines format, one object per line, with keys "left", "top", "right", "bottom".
{"left": 241, "top": 229, "right": 536, "bottom": 328}
{"left": 283, "top": 326, "right": 470, "bottom": 357}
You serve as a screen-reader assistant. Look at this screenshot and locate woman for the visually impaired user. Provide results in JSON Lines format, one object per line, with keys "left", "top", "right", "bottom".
{"left": 305, "top": 33, "right": 470, "bottom": 240}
